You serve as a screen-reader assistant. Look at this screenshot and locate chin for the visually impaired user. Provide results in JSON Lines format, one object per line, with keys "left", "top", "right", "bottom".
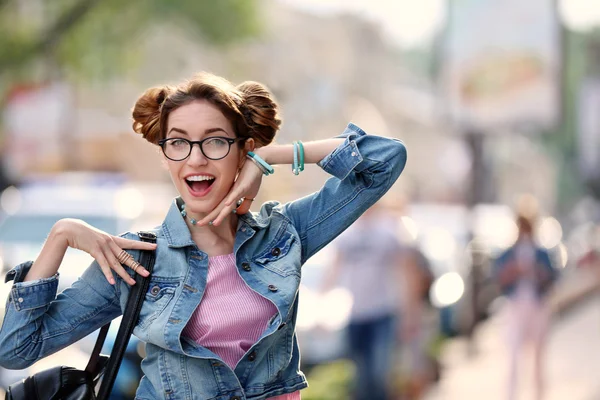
{"left": 180, "top": 192, "right": 225, "bottom": 214}
{"left": 182, "top": 197, "right": 217, "bottom": 213}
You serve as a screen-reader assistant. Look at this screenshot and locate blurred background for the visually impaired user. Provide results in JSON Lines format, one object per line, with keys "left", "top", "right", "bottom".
{"left": 1, "top": 0, "right": 600, "bottom": 399}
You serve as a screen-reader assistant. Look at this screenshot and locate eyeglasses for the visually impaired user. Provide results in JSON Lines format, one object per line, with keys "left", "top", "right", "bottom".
{"left": 158, "top": 137, "right": 244, "bottom": 161}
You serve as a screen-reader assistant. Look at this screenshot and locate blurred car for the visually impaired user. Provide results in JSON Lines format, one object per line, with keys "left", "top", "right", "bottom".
{"left": 0, "top": 172, "right": 145, "bottom": 395}
{"left": 0, "top": 171, "right": 151, "bottom": 282}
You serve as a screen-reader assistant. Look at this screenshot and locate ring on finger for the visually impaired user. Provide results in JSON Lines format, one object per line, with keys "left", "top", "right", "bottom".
{"left": 131, "top": 262, "right": 141, "bottom": 273}
{"left": 117, "top": 250, "right": 132, "bottom": 264}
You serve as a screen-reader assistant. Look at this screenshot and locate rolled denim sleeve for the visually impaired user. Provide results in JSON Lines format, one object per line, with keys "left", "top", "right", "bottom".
{"left": 5, "top": 261, "right": 59, "bottom": 311}
{"left": 281, "top": 123, "right": 407, "bottom": 264}
{"left": 318, "top": 136, "right": 363, "bottom": 181}
{"left": 0, "top": 242, "right": 132, "bottom": 369}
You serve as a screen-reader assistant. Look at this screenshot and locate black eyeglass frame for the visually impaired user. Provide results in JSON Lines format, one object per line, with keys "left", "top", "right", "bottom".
{"left": 158, "top": 137, "right": 245, "bottom": 161}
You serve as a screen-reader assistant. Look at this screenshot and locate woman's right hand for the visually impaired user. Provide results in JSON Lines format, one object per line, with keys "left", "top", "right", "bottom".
{"left": 54, "top": 219, "right": 156, "bottom": 286}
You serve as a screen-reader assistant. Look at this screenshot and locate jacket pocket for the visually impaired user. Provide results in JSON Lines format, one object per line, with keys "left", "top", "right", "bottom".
{"left": 137, "top": 278, "right": 179, "bottom": 329}
{"left": 254, "top": 233, "right": 300, "bottom": 277}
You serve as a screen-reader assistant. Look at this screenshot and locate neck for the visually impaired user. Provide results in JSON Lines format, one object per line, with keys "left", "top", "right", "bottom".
{"left": 184, "top": 212, "right": 238, "bottom": 256}
{"left": 178, "top": 198, "right": 240, "bottom": 253}
{"left": 182, "top": 210, "right": 238, "bottom": 232}
{"left": 518, "top": 234, "right": 532, "bottom": 242}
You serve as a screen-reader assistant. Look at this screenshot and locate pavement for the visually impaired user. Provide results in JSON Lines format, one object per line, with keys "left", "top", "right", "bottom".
{"left": 425, "top": 269, "right": 600, "bottom": 400}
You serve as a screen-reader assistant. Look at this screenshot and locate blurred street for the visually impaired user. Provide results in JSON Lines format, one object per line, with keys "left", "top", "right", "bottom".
{"left": 426, "top": 289, "right": 600, "bottom": 400}
{"left": 2, "top": 0, "right": 600, "bottom": 399}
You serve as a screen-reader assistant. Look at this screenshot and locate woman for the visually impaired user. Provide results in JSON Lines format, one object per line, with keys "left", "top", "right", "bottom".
{"left": 494, "top": 215, "right": 558, "bottom": 400}
{"left": 0, "top": 72, "right": 407, "bottom": 399}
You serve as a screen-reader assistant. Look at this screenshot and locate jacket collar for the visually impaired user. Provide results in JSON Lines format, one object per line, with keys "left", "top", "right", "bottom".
{"left": 161, "top": 197, "right": 268, "bottom": 248}
{"left": 162, "top": 198, "right": 196, "bottom": 248}
{"left": 238, "top": 209, "right": 269, "bottom": 229}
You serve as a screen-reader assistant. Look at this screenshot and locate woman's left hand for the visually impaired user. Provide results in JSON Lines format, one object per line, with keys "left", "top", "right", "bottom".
{"left": 197, "top": 158, "right": 264, "bottom": 226}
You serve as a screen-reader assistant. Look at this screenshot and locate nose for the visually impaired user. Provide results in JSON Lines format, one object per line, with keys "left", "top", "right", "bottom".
{"left": 187, "top": 143, "right": 208, "bottom": 166}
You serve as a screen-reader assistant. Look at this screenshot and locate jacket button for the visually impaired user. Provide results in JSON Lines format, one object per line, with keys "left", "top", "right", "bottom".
{"left": 271, "top": 247, "right": 281, "bottom": 256}
{"left": 231, "top": 397, "right": 241, "bottom": 400}
{"left": 242, "top": 262, "right": 251, "bottom": 271}
{"left": 248, "top": 351, "right": 257, "bottom": 361}
{"left": 150, "top": 286, "right": 160, "bottom": 295}
{"left": 268, "top": 284, "right": 278, "bottom": 292}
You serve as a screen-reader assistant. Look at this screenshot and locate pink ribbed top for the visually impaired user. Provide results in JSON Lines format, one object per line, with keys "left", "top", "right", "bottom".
{"left": 182, "top": 253, "right": 300, "bottom": 400}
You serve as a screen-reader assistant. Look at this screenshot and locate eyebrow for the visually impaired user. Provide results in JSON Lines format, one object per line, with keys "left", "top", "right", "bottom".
{"left": 167, "top": 127, "right": 232, "bottom": 137}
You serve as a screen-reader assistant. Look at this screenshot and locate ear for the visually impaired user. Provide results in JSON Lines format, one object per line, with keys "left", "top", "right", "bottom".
{"left": 239, "top": 138, "right": 255, "bottom": 168}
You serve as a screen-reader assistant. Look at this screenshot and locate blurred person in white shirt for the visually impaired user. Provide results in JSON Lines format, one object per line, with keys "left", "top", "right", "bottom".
{"left": 321, "top": 203, "right": 425, "bottom": 400}
{"left": 494, "top": 214, "right": 558, "bottom": 400}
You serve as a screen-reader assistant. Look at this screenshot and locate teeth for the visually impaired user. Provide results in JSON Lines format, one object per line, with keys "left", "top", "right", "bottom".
{"left": 186, "top": 175, "right": 215, "bottom": 182}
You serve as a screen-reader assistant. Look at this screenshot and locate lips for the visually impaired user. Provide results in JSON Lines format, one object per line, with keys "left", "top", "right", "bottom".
{"left": 184, "top": 174, "right": 215, "bottom": 197}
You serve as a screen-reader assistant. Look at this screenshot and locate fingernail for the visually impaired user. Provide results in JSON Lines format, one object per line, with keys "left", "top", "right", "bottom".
{"left": 130, "top": 279, "right": 136, "bottom": 285}
{"left": 109, "top": 278, "right": 115, "bottom": 285}
{"left": 142, "top": 269, "right": 150, "bottom": 276}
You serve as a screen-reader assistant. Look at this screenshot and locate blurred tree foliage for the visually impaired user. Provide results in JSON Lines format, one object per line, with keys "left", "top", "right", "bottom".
{"left": 0, "top": 0, "right": 258, "bottom": 188}
{"left": 0, "top": 0, "right": 259, "bottom": 82}
{"left": 302, "top": 360, "right": 354, "bottom": 400}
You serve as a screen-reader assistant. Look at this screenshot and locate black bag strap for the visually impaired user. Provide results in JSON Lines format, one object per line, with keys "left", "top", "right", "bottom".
{"left": 93, "top": 231, "right": 157, "bottom": 400}
{"left": 84, "top": 323, "right": 110, "bottom": 375}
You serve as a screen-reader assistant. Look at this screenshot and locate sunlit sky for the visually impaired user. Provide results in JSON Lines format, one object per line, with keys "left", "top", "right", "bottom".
{"left": 278, "top": 0, "right": 600, "bottom": 49}
{"left": 277, "top": 0, "right": 446, "bottom": 48}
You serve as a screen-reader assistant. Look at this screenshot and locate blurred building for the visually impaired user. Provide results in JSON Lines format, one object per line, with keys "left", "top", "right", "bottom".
{"left": 2, "top": 0, "right": 559, "bottom": 211}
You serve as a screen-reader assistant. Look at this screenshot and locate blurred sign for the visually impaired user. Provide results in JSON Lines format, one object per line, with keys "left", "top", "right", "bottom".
{"left": 3, "top": 83, "right": 72, "bottom": 177}
{"left": 440, "top": 0, "right": 561, "bottom": 132}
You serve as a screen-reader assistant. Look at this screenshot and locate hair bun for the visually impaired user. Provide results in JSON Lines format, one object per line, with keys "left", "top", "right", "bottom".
{"left": 132, "top": 86, "right": 171, "bottom": 144}
{"left": 237, "top": 81, "right": 281, "bottom": 147}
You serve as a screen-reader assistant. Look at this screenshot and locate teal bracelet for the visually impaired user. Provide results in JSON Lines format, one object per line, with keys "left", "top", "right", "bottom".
{"left": 247, "top": 155, "right": 268, "bottom": 175}
{"left": 247, "top": 151, "right": 274, "bottom": 176}
{"left": 292, "top": 142, "right": 299, "bottom": 175}
{"left": 297, "top": 140, "right": 305, "bottom": 172}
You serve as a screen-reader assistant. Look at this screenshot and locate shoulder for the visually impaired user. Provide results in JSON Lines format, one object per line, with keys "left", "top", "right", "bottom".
{"left": 495, "top": 247, "right": 515, "bottom": 264}
{"left": 535, "top": 247, "right": 553, "bottom": 263}
{"left": 118, "top": 226, "right": 162, "bottom": 242}
{"left": 118, "top": 226, "right": 163, "bottom": 259}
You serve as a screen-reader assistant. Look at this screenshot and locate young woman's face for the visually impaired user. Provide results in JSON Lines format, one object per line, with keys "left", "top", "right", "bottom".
{"left": 163, "top": 100, "right": 244, "bottom": 216}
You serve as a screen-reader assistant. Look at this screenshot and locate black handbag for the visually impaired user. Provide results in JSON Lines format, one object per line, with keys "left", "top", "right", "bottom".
{"left": 5, "top": 231, "right": 157, "bottom": 400}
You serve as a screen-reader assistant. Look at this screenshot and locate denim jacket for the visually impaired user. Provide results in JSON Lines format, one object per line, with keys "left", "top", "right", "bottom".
{"left": 493, "top": 243, "right": 559, "bottom": 298}
{"left": 0, "top": 123, "right": 407, "bottom": 400}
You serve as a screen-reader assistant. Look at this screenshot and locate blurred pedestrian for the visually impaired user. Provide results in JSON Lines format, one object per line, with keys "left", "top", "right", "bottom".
{"left": 321, "top": 204, "right": 425, "bottom": 400}
{"left": 0, "top": 72, "right": 408, "bottom": 399}
{"left": 494, "top": 214, "right": 559, "bottom": 400}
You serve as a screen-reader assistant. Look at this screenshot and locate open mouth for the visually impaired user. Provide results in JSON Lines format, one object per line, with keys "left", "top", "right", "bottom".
{"left": 185, "top": 175, "right": 215, "bottom": 196}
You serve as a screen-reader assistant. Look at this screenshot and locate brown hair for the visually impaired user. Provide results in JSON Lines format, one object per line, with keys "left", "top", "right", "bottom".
{"left": 131, "top": 72, "right": 281, "bottom": 147}
{"left": 516, "top": 214, "right": 534, "bottom": 236}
